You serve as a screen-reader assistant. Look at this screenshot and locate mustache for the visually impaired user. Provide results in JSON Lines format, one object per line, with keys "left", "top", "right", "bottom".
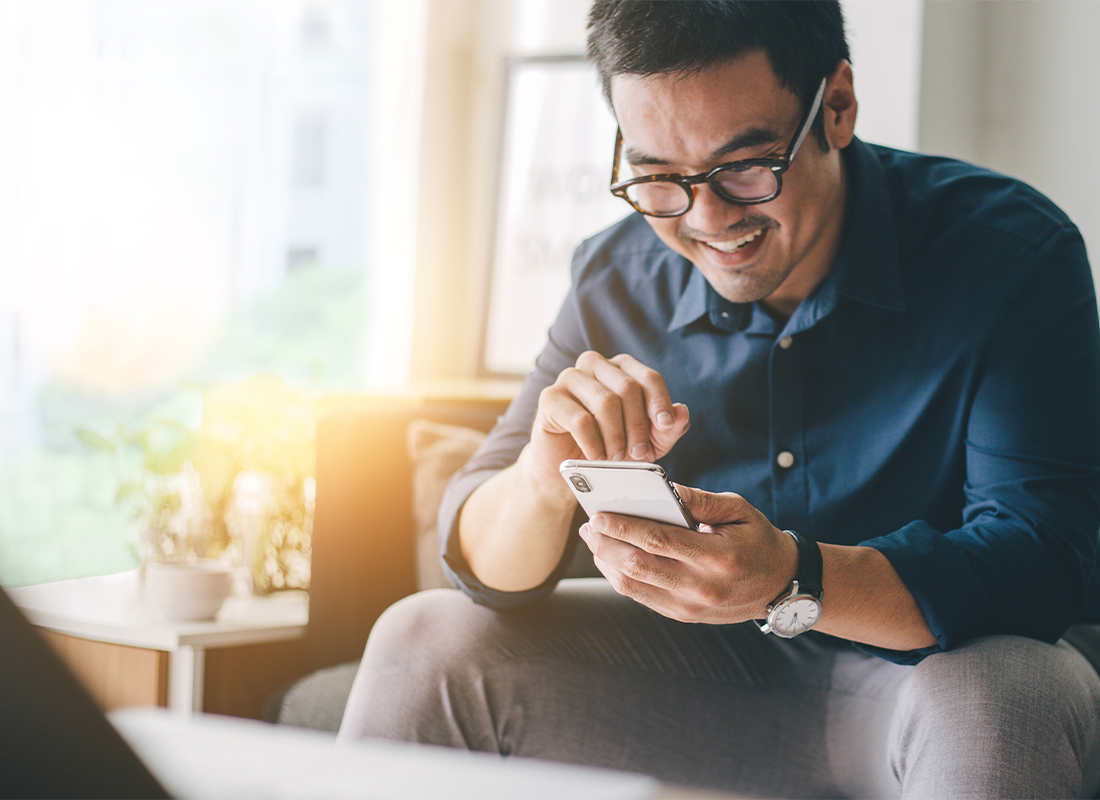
{"left": 678, "top": 214, "right": 778, "bottom": 241}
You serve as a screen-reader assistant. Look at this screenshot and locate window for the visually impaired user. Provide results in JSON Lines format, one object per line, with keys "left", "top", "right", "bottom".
{"left": 0, "top": 0, "right": 421, "bottom": 588}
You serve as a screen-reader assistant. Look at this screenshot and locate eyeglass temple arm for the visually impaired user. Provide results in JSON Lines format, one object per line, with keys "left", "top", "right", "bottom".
{"left": 787, "top": 78, "right": 828, "bottom": 163}
{"left": 610, "top": 128, "right": 623, "bottom": 186}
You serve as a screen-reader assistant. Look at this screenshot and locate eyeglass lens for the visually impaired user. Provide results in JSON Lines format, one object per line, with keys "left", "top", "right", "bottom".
{"left": 712, "top": 167, "right": 780, "bottom": 202}
{"left": 624, "top": 181, "right": 691, "bottom": 216}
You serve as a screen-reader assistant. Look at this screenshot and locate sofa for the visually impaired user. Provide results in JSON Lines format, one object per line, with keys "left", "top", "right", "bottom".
{"left": 270, "top": 392, "right": 1100, "bottom": 798}
{"left": 266, "top": 391, "right": 515, "bottom": 731}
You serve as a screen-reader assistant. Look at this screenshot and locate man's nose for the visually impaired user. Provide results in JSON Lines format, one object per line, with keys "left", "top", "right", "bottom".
{"left": 682, "top": 182, "right": 748, "bottom": 233}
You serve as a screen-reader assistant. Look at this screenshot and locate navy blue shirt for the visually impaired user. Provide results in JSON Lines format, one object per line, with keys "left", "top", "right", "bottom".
{"left": 440, "top": 137, "right": 1100, "bottom": 664}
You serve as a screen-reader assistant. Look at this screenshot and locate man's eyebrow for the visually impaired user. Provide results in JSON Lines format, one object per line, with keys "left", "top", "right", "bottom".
{"left": 625, "top": 125, "right": 783, "bottom": 167}
{"left": 711, "top": 126, "right": 783, "bottom": 160}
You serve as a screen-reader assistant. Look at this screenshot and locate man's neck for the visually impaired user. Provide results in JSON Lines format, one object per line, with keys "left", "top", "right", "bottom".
{"left": 762, "top": 154, "right": 850, "bottom": 320}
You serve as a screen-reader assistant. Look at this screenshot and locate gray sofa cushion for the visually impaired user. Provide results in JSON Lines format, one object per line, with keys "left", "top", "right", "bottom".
{"left": 272, "top": 661, "right": 359, "bottom": 733}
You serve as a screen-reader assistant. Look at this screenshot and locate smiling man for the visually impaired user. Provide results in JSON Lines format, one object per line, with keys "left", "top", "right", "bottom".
{"left": 610, "top": 52, "right": 843, "bottom": 318}
{"left": 339, "top": 2, "right": 1100, "bottom": 797}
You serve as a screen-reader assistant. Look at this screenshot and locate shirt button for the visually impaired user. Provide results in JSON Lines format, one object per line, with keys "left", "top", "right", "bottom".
{"left": 778, "top": 336, "right": 793, "bottom": 350}
{"left": 776, "top": 451, "right": 795, "bottom": 469}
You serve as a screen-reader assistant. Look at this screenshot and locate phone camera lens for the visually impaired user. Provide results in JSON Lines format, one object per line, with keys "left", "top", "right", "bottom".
{"left": 569, "top": 475, "right": 592, "bottom": 493}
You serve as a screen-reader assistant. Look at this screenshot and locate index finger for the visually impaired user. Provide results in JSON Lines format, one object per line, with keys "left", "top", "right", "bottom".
{"left": 588, "top": 512, "right": 703, "bottom": 562}
{"left": 609, "top": 354, "right": 676, "bottom": 432}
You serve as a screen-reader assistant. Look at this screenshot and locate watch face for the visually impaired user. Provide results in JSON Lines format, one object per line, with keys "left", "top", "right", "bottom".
{"left": 771, "top": 596, "right": 821, "bottom": 637}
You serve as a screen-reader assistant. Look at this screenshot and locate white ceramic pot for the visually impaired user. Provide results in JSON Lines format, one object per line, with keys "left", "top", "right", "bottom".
{"left": 146, "top": 560, "right": 233, "bottom": 621}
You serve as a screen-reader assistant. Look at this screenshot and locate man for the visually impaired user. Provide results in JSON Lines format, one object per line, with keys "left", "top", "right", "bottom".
{"left": 340, "top": 2, "right": 1100, "bottom": 796}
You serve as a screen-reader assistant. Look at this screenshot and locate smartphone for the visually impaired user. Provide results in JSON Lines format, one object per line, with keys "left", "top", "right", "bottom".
{"left": 559, "top": 459, "right": 697, "bottom": 530}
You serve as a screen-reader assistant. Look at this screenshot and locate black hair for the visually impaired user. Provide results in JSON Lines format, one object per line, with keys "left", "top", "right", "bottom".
{"left": 586, "top": 0, "right": 849, "bottom": 151}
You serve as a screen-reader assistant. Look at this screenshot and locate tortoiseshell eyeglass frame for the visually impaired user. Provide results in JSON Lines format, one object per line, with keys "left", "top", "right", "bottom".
{"left": 608, "top": 77, "right": 828, "bottom": 217}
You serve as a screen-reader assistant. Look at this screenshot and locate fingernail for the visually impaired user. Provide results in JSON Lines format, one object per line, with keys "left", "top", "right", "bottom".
{"left": 579, "top": 523, "right": 590, "bottom": 539}
{"left": 657, "top": 411, "right": 673, "bottom": 429}
{"left": 611, "top": 450, "right": 625, "bottom": 461}
{"left": 590, "top": 514, "right": 607, "bottom": 531}
{"left": 630, "top": 442, "right": 650, "bottom": 460}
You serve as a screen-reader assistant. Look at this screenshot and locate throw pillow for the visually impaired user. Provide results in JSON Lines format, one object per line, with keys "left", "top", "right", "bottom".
{"left": 406, "top": 419, "right": 487, "bottom": 591}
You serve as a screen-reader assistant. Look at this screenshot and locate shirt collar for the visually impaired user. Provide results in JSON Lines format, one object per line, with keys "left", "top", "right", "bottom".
{"left": 668, "top": 267, "right": 730, "bottom": 331}
{"left": 667, "top": 137, "right": 906, "bottom": 336}
{"left": 782, "top": 137, "right": 907, "bottom": 337}
{"left": 829, "top": 137, "right": 907, "bottom": 313}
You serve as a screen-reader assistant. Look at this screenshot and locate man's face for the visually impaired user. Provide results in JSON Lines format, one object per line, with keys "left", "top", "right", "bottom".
{"left": 610, "top": 51, "right": 854, "bottom": 313}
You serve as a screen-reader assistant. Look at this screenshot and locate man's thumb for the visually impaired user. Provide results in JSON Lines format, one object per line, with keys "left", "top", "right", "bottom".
{"left": 674, "top": 484, "right": 753, "bottom": 526}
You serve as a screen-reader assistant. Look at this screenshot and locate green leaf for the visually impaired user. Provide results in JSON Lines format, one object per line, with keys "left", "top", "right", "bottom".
{"left": 115, "top": 424, "right": 143, "bottom": 444}
{"left": 75, "top": 429, "right": 116, "bottom": 453}
{"left": 115, "top": 483, "right": 141, "bottom": 504}
{"left": 144, "top": 447, "right": 189, "bottom": 475}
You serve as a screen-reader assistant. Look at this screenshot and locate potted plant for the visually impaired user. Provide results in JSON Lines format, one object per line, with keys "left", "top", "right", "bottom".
{"left": 75, "top": 419, "right": 203, "bottom": 566}
{"left": 77, "top": 375, "right": 316, "bottom": 595}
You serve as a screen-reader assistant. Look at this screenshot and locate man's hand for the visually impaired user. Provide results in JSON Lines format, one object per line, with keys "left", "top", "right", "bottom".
{"left": 520, "top": 351, "right": 691, "bottom": 494}
{"left": 578, "top": 485, "right": 799, "bottom": 624}
{"left": 458, "top": 351, "right": 690, "bottom": 593}
{"left": 577, "top": 484, "right": 938, "bottom": 649}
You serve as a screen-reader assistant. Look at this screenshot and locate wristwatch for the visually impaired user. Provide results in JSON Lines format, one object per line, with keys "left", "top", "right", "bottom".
{"left": 756, "top": 529, "right": 823, "bottom": 638}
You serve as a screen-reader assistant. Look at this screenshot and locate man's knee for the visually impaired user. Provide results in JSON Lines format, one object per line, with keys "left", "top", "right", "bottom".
{"left": 891, "top": 635, "right": 1100, "bottom": 797}
{"left": 898, "top": 635, "right": 1095, "bottom": 728}
{"left": 362, "top": 588, "right": 500, "bottom": 672}
{"left": 339, "top": 589, "right": 507, "bottom": 745}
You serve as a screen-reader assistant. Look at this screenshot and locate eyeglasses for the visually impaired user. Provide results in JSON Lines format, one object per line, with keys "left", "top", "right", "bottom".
{"left": 609, "top": 77, "right": 827, "bottom": 217}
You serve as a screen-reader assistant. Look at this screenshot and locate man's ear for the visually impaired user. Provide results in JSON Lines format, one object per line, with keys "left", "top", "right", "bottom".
{"left": 823, "top": 60, "right": 857, "bottom": 150}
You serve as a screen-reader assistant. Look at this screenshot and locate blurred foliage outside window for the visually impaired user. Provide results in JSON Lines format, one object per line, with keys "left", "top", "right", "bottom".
{"left": 0, "top": 1, "right": 380, "bottom": 588}
{"left": 1, "top": 267, "right": 369, "bottom": 589}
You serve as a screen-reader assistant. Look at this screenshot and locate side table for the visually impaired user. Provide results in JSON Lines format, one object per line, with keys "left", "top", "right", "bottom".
{"left": 9, "top": 569, "right": 308, "bottom": 718}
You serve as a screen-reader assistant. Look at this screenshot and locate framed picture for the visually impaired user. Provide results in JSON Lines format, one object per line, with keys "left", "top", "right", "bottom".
{"left": 478, "top": 55, "right": 628, "bottom": 377}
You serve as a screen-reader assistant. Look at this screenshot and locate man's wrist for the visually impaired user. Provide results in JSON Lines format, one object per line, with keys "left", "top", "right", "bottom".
{"left": 757, "top": 529, "right": 801, "bottom": 617}
{"left": 756, "top": 531, "right": 824, "bottom": 638}
{"left": 514, "top": 444, "right": 577, "bottom": 511}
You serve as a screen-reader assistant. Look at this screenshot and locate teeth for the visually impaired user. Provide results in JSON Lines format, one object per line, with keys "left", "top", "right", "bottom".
{"left": 705, "top": 229, "right": 763, "bottom": 253}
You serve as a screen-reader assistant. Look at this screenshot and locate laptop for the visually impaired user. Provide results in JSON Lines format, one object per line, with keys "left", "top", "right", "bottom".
{"left": 0, "top": 584, "right": 169, "bottom": 799}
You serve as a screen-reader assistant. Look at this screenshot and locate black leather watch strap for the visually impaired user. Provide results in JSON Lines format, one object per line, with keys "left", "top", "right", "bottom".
{"left": 784, "top": 529, "right": 823, "bottom": 598}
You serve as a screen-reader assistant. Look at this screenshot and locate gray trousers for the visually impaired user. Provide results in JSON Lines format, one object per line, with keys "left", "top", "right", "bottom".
{"left": 338, "top": 580, "right": 1100, "bottom": 799}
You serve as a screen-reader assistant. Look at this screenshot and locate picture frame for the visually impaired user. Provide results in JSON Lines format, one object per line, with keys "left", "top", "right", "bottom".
{"left": 478, "top": 54, "right": 627, "bottom": 378}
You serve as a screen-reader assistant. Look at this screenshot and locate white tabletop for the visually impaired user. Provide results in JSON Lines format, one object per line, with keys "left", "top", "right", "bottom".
{"left": 9, "top": 569, "right": 308, "bottom": 651}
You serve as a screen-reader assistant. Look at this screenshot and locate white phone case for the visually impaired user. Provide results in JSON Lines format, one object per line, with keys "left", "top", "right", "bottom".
{"left": 559, "top": 459, "right": 697, "bottom": 529}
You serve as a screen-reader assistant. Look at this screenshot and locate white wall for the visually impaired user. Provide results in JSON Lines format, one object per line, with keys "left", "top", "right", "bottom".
{"left": 843, "top": 0, "right": 924, "bottom": 151}
{"left": 919, "top": 0, "right": 1100, "bottom": 288}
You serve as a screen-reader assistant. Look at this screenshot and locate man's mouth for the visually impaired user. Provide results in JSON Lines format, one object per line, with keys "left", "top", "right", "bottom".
{"left": 701, "top": 228, "right": 765, "bottom": 254}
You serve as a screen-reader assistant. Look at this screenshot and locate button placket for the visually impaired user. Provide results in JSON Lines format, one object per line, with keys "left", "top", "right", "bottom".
{"left": 768, "top": 333, "right": 811, "bottom": 535}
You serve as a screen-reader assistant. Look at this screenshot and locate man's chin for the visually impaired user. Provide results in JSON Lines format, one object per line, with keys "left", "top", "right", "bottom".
{"left": 694, "top": 254, "right": 787, "bottom": 306}
{"left": 700, "top": 274, "right": 781, "bottom": 306}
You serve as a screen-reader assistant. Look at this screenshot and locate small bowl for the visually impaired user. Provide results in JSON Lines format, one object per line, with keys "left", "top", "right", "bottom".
{"left": 146, "top": 560, "right": 233, "bottom": 621}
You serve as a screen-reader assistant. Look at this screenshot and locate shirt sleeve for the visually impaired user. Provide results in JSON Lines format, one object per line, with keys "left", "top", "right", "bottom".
{"left": 859, "top": 227, "right": 1100, "bottom": 663}
{"left": 437, "top": 249, "right": 595, "bottom": 608}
